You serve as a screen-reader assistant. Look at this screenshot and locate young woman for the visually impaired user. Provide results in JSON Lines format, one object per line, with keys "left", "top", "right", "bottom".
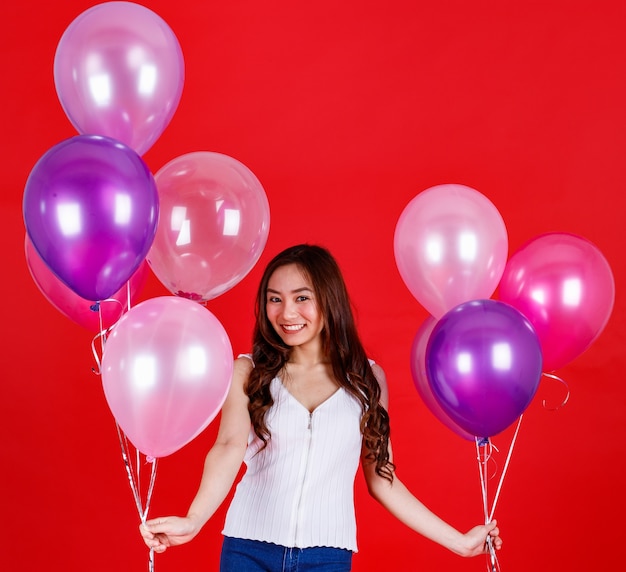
{"left": 140, "top": 244, "right": 502, "bottom": 571}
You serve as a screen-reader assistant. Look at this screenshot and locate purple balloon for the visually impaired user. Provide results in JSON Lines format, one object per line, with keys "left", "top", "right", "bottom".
{"left": 426, "top": 299, "right": 542, "bottom": 438}
{"left": 23, "top": 135, "right": 159, "bottom": 301}
{"left": 54, "top": 1, "right": 184, "bottom": 155}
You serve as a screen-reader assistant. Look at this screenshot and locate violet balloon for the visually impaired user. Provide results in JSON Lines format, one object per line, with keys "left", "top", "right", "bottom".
{"left": 23, "top": 135, "right": 159, "bottom": 301}
{"left": 54, "top": 1, "right": 184, "bottom": 155}
{"left": 426, "top": 299, "right": 543, "bottom": 439}
{"left": 410, "top": 316, "right": 475, "bottom": 440}
{"left": 394, "top": 184, "right": 508, "bottom": 318}
{"left": 147, "top": 152, "right": 270, "bottom": 301}
{"left": 25, "top": 235, "right": 148, "bottom": 332}
{"left": 499, "top": 232, "right": 615, "bottom": 371}
{"left": 101, "top": 296, "right": 234, "bottom": 458}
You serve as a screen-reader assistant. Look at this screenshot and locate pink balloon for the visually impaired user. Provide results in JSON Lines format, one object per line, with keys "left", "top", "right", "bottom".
{"left": 410, "top": 316, "right": 475, "bottom": 440}
{"left": 499, "top": 232, "right": 615, "bottom": 371}
{"left": 147, "top": 152, "right": 270, "bottom": 301}
{"left": 54, "top": 2, "right": 184, "bottom": 155}
{"left": 25, "top": 235, "right": 148, "bottom": 332}
{"left": 101, "top": 297, "right": 233, "bottom": 458}
{"left": 394, "top": 184, "right": 508, "bottom": 318}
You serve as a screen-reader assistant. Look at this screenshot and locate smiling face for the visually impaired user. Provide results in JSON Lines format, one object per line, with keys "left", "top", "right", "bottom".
{"left": 265, "top": 263, "right": 324, "bottom": 349}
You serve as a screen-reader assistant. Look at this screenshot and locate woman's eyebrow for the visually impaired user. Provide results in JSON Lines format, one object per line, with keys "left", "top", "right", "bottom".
{"left": 266, "top": 286, "right": 313, "bottom": 294}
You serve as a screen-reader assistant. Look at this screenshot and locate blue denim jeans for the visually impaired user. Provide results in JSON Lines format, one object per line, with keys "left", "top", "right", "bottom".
{"left": 220, "top": 536, "right": 353, "bottom": 572}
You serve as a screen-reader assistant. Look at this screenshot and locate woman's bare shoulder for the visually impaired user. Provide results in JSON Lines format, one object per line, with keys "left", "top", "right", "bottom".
{"left": 370, "top": 362, "right": 389, "bottom": 408}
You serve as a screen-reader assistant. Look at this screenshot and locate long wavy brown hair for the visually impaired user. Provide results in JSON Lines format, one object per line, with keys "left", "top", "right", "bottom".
{"left": 246, "top": 244, "right": 394, "bottom": 481}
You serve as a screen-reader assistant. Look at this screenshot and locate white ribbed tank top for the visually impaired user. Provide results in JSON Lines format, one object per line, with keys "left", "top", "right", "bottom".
{"left": 222, "top": 371, "right": 364, "bottom": 551}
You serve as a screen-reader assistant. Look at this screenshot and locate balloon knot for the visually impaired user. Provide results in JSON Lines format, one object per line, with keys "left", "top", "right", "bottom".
{"left": 146, "top": 456, "right": 156, "bottom": 463}
{"left": 477, "top": 437, "right": 490, "bottom": 447}
{"left": 175, "top": 290, "right": 204, "bottom": 302}
{"left": 90, "top": 302, "right": 100, "bottom": 311}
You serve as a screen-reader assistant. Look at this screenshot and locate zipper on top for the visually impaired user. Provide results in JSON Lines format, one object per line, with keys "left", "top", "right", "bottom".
{"left": 292, "top": 410, "right": 314, "bottom": 546}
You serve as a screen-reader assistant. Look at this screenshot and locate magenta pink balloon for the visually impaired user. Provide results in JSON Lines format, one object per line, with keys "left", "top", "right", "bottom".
{"left": 101, "top": 297, "right": 234, "bottom": 458}
{"left": 147, "top": 152, "right": 270, "bottom": 301}
{"left": 25, "top": 235, "right": 148, "bottom": 332}
{"left": 394, "top": 184, "right": 508, "bottom": 318}
{"left": 499, "top": 232, "right": 615, "bottom": 371}
{"left": 410, "top": 316, "right": 475, "bottom": 440}
{"left": 54, "top": 2, "right": 184, "bottom": 155}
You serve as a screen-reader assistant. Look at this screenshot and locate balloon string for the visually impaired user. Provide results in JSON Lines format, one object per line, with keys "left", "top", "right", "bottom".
{"left": 143, "top": 458, "right": 158, "bottom": 572}
{"left": 97, "top": 302, "right": 104, "bottom": 340}
{"left": 91, "top": 330, "right": 107, "bottom": 375}
{"left": 126, "top": 280, "right": 132, "bottom": 312}
{"left": 475, "top": 416, "right": 523, "bottom": 572}
{"left": 485, "top": 536, "right": 500, "bottom": 572}
{"left": 116, "top": 423, "right": 144, "bottom": 516}
{"left": 476, "top": 438, "right": 489, "bottom": 522}
{"left": 115, "top": 423, "right": 158, "bottom": 571}
{"left": 475, "top": 438, "right": 500, "bottom": 519}
{"left": 90, "top": 297, "right": 127, "bottom": 375}
{"left": 541, "top": 372, "right": 570, "bottom": 410}
{"left": 143, "top": 456, "right": 158, "bottom": 522}
{"left": 489, "top": 415, "right": 522, "bottom": 522}
{"left": 95, "top": 297, "right": 125, "bottom": 325}
{"left": 475, "top": 440, "right": 498, "bottom": 572}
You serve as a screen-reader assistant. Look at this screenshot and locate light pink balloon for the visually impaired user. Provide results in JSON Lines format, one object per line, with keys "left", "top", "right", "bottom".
{"left": 25, "top": 234, "right": 148, "bottom": 332}
{"left": 147, "top": 152, "right": 270, "bottom": 301}
{"left": 101, "top": 296, "right": 233, "bottom": 458}
{"left": 410, "top": 316, "right": 475, "bottom": 441}
{"left": 54, "top": 2, "right": 184, "bottom": 155}
{"left": 394, "top": 184, "right": 508, "bottom": 318}
{"left": 499, "top": 232, "right": 615, "bottom": 371}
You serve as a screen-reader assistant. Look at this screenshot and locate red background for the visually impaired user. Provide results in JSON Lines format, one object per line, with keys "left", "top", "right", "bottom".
{"left": 2, "top": 1, "right": 625, "bottom": 570}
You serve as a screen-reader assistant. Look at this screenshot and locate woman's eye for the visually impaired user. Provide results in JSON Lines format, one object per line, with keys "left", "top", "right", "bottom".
{"left": 268, "top": 296, "right": 280, "bottom": 303}
{"left": 296, "top": 295, "right": 309, "bottom": 302}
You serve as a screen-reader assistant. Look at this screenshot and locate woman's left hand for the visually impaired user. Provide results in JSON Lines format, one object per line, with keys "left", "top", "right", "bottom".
{"left": 462, "top": 520, "right": 502, "bottom": 557}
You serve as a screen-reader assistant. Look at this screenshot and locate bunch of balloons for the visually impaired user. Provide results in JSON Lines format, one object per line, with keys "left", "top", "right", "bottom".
{"left": 395, "top": 184, "right": 615, "bottom": 441}
{"left": 22, "top": 2, "right": 271, "bottom": 460}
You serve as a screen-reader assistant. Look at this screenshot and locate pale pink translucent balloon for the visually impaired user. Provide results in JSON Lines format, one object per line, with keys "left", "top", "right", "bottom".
{"left": 499, "top": 232, "right": 615, "bottom": 371}
{"left": 54, "top": 2, "right": 184, "bottom": 155}
{"left": 25, "top": 235, "right": 148, "bottom": 332}
{"left": 410, "top": 316, "right": 475, "bottom": 441}
{"left": 101, "top": 296, "right": 233, "bottom": 458}
{"left": 394, "top": 184, "right": 508, "bottom": 318}
{"left": 147, "top": 152, "right": 270, "bottom": 301}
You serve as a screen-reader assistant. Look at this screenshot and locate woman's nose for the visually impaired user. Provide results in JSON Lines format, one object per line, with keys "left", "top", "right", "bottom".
{"left": 280, "top": 300, "right": 298, "bottom": 318}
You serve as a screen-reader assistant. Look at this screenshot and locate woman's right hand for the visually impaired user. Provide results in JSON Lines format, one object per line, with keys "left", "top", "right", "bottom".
{"left": 139, "top": 516, "right": 200, "bottom": 553}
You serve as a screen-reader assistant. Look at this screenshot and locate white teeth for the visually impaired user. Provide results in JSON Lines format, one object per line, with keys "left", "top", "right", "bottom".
{"left": 283, "top": 324, "right": 304, "bottom": 331}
